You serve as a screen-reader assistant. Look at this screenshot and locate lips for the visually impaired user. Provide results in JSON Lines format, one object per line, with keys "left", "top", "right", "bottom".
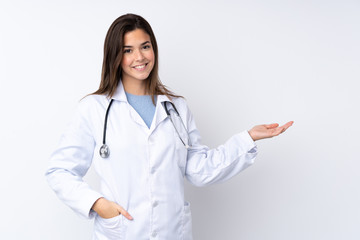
{"left": 133, "top": 63, "right": 148, "bottom": 70}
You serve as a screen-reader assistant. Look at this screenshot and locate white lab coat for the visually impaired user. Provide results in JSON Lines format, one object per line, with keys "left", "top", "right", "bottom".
{"left": 45, "top": 81, "right": 258, "bottom": 240}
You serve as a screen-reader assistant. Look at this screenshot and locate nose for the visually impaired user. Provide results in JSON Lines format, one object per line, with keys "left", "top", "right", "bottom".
{"left": 134, "top": 49, "right": 145, "bottom": 62}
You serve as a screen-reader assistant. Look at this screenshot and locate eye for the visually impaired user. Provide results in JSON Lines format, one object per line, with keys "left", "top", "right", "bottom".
{"left": 143, "top": 45, "right": 151, "bottom": 50}
{"left": 123, "top": 49, "right": 132, "bottom": 53}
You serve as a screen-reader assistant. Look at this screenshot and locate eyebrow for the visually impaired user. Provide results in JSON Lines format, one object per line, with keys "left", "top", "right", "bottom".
{"left": 123, "top": 41, "right": 150, "bottom": 48}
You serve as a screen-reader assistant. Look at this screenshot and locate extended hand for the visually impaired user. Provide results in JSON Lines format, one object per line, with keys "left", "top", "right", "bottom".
{"left": 92, "top": 197, "right": 133, "bottom": 220}
{"left": 248, "top": 121, "right": 294, "bottom": 141}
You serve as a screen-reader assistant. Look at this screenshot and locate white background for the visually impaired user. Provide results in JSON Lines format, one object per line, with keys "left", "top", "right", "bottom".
{"left": 1, "top": 0, "right": 359, "bottom": 239}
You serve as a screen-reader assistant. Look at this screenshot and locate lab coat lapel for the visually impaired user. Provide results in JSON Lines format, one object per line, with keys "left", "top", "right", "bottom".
{"left": 112, "top": 81, "right": 172, "bottom": 132}
{"left": 149, "top": 95, "right": 171, "bottom": 133}
{"left": 112, "top": 81, "right": 148, "bottom": 128}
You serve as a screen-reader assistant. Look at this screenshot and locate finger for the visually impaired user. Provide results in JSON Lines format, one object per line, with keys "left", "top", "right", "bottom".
{"left": 117, "top": 206, "right": 133, "bottom": 220}
{"left": 283, "top": 121, "right": 294, "bottom": 127}
{"left": 271, "top": 127, "right": 284, "bottom": 136}
{"left": 265, "top": 123, "right": 279, "bottom": 129}
{"left": 280, "top": 121, "right": 294, "bottom": 132}
{"left": 275, "top": 122, "right": 294, "bottom": 135}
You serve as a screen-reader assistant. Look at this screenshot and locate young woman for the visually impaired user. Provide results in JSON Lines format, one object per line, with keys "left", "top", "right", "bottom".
{"left": 46, "top": 13, "right": 293, "bottom": 240}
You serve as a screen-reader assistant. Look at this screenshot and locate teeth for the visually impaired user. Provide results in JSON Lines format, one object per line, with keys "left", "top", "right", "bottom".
{"left": 134, "top": 64, "right": 146, "bottom": 69}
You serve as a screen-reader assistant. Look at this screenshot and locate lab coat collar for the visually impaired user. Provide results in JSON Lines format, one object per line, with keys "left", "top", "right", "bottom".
{"left": 152, "top": 95, "right": 173, "bottom": 132}
{"left": 111, "top": 80, "right": 127, "bottom": 102}
{"left": 156, "top": 94, "right": 171, "bottom": 104}
{"left": 111, "top": 80, "right": 173, "bottom": 132}
{"left": 111, "top": 80, "right": 172, "bottom": 104}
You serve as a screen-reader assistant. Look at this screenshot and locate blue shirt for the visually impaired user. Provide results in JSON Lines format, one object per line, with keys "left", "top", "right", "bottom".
{"left": 125, "top": 92, "right": 156, "bottom": 129}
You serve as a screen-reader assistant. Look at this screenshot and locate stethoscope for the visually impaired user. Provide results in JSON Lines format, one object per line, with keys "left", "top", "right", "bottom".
{"left": 99, "top": 99, "right": 192, "bottom": 158}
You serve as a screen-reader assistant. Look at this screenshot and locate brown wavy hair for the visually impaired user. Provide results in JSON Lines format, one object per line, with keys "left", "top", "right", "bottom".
{"left": 92, "top": 13, "right": 182, "bottom": 104}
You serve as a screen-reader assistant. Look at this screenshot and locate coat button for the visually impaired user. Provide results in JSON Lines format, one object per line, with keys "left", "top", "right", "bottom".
{"left": 151, "top": 231, "right": 157, "bottom": 237}
{"left": 152, "top": 201, "right": 158, "bottom": 207}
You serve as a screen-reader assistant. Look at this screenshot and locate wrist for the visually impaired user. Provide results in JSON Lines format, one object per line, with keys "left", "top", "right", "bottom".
{"left": 92, "top": 197, "right": 105, "bottom": 213}
{"left": 248, "top": 130, "right": 257, "bottom": 141}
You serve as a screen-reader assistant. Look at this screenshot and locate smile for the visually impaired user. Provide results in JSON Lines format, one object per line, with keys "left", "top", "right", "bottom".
{"left": 133, "top": 63, "right": 148, "bottom": 70}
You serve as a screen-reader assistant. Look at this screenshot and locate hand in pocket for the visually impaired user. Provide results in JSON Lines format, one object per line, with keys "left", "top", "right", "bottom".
{"left": 92, "top": 197, "right": 133, "bottom": 220}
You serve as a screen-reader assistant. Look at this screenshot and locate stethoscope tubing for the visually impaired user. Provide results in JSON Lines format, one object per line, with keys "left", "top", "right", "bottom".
{"left": 102, "top": 99, "right": 114, "bottom": 145}
{"left": 164, "top": 101, "right": 191, "bottom": 149}
{"left": 99, "top": 99, "right": 114, "bottom": 158}
{"left": 100, "top": 99, "right": 191, "bottom": 158}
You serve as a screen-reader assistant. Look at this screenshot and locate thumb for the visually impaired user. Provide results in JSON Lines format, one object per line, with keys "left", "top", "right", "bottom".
{"left": 116, "top": 205, "right": 133, "bottom": 220}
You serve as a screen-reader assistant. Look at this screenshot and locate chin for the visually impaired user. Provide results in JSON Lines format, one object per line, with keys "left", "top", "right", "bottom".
{"left": 136, "top": 72, "right": 152, "bottom": 81}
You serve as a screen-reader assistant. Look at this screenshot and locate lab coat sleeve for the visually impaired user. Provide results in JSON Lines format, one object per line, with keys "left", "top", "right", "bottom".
{"left": 184, "top": 104, "right": 258, "bottom": 187}
{"left": 45, "top": 98, "right": 103, "bottom": 219}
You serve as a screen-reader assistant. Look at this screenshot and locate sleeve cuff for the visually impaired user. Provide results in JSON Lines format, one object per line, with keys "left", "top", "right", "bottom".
{"left": 81, "top": 192, "right": 104, "bottom": 219}
{"left": 236, "top": 130, "right": 257, "bottom": 152}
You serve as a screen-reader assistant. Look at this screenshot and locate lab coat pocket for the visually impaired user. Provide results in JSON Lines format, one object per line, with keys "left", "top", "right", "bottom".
{"left": 182, "top": 201, "right": 193, "bottom": 240}
{"left": 94, "top": 214, "right": 127, "bottom": 240}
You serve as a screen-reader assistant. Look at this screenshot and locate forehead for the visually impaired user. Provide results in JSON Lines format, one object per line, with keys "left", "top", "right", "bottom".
{"left": 123, "top": 29, "right": 151, "bottom": 46}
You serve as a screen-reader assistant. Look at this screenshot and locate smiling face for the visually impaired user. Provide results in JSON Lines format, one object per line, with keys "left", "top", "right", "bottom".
{"left": 121, "top": 28, "right": 155, "bottom": 85}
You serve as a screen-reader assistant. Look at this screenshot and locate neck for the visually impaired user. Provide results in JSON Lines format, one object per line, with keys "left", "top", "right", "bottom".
{"left": 122, "top": 78, "right": 148, "bottom": 95}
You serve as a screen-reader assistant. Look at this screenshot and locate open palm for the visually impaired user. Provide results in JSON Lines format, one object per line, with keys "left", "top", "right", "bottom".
{"left": 248, "top": 121, "right": 294, "bottom": 141}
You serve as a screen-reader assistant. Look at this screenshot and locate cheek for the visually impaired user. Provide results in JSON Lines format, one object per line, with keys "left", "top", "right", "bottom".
{"left": 146, "top": 50, "right": 155, "bottom": 63}
{"left": 146, "top": 52, "right": 155, "bottom": 70}
{"left": 121, "top": 56, "right": 131, "bottom": 68}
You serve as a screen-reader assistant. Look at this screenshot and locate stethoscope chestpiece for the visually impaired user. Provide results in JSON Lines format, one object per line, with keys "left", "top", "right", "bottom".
{"left": 99, "top": 144, "right": 110, "bottom": 158}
